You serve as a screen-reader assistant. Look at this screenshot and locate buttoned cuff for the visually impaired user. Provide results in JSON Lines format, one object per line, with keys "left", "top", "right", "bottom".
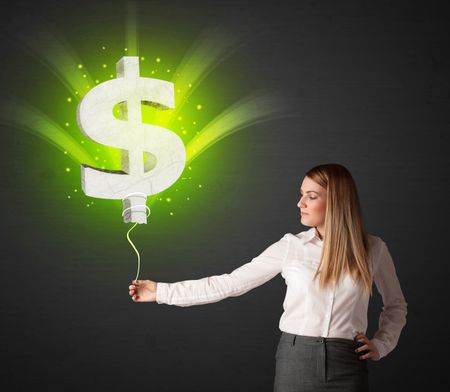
{"left": 156, "top": 282, "right": 169, "bottom": 304}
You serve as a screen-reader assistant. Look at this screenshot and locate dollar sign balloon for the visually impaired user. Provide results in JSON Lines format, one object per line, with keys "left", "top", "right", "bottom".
{"left": 77, "top": 56, "right": 186, "bottom": 224}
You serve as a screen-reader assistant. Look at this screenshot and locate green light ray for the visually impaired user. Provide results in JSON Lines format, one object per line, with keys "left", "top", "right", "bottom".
{"left": 185, "top": 92, "right": 290, "bottom": 163}
{"left": 10, "top": 23, "right": 120, "bottom": 166}
{"left": 152, "top": 25, "right": 253, "bottom": 128}
{"left": 2, "top": 100, "right": 96, "bottom": 167}
{"left": 4, "top": 21, "right": 121, "bottom": 170}
{"left": 12, "top": 22, "right": 96, "bottom": 99}
{"left": 125, "top": 1, "right": 139, "bottom": 56}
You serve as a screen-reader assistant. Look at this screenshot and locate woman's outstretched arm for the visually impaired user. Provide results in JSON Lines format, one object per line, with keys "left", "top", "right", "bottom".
{"left": 129, "top": 233, "right": 290, "bottom": 306}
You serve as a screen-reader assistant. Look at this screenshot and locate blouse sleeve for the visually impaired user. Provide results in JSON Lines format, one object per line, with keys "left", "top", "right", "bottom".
{"left": 155, "top": 233, "right": 290, "bottom": 307}
{"left": 371, "top": 240, "right": 408, "bottom": 359}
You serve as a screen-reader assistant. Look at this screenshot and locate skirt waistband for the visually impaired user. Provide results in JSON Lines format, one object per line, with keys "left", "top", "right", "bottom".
{"left": 280, "top": 331, "right": 360, "bottom": 347}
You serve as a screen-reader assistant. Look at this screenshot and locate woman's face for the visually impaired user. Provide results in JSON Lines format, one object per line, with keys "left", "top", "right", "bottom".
{"left": 297, "top": 176, "right": 327, "bottom": 229}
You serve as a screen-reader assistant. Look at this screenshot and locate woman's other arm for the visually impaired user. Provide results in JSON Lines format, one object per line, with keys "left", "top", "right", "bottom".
{"left": 371, "top": 240, "right": 408, "bottom": 359}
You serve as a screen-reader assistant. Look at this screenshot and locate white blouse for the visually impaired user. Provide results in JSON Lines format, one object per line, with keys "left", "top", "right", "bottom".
{"left": 156, "top": 227, "right": 408, "bottom": 359}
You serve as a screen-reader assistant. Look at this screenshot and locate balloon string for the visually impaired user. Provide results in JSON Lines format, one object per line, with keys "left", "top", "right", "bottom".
{"left": 126, "top": 222, "right": 140, "bottom": 282}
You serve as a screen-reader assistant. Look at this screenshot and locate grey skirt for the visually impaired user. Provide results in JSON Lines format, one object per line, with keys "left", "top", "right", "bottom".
{"left": 273, "top": 332, "right": 369, "bottom": 392}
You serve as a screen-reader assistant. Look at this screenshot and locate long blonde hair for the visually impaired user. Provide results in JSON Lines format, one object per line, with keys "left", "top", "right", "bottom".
{"left": 306, "top": 163, "right": 373, "bottom": 297}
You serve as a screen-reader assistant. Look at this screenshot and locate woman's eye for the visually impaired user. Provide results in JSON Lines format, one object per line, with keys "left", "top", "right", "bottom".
{"left": 300, "top": 195, "right": 316, "bottom": 200}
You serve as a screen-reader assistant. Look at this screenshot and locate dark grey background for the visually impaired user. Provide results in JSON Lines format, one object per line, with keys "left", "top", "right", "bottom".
{"left": 1, "top": 0, "right": 449, "bottom": 391}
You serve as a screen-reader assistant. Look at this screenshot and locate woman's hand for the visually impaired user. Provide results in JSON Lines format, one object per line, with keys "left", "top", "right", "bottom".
{"left": 128, "top": 280, "right": 157, "bottom": 302}
{"left": 354, "top": 333, "right": 380, "bottom": 361}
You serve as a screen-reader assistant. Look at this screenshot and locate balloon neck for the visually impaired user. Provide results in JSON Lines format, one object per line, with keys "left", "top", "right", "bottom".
{"left": 122, "top": 192, "right": 150, "bottom": 224}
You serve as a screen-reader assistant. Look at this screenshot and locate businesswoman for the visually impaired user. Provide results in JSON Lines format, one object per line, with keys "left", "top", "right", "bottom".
{"left": 128, "top": 163, "right": 408, "bottom": 392}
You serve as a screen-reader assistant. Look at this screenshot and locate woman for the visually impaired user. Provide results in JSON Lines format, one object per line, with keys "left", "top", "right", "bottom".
{"left": 128, "top": 163, "right": 408, "bottom": 391}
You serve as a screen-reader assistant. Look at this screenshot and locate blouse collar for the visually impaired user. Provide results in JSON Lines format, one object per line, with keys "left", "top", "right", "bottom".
{"left": 303, "top": 227, "right": 323, "bottom": 244}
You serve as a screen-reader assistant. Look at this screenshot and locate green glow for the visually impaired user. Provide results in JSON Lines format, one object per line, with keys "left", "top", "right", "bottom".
{"left": 152, "top": 25, "right": 251, "bottom": 131}
{"left": 4, "top": 100, "right": 95, "bottom": 166}
{"left": 0, "top": 3, "right": 297, "bottom": 232}
{"left": 125, "top": 1, "right": 138, "bottom": 56}
{"left": 187, "top": 93, "right": 288, "bottom": 162}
